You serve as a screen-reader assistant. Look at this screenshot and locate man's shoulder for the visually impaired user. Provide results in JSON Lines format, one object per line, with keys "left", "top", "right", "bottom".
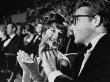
{"left": 97, "top": 34, "right": 110, "bottom": 47}
{"left": 92, "top": 34, "right": 110, "bottom": 55}
{"left": 101, "top": 34, "right": 110, "bottom": 40}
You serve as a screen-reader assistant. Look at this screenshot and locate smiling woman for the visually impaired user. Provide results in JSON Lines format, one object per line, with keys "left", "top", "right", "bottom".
{"left": 43, "top": 13, "right": 67, "bottom": 49}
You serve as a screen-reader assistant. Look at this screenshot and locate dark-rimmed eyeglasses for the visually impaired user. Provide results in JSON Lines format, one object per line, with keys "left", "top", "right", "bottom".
{"left": 71, "top": 15, "right": 95, "bottom": 25}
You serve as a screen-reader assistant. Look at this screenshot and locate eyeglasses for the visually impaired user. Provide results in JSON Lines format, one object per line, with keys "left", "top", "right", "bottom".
{"left": 71, "top": 15, "right": 95, "bottom": 25}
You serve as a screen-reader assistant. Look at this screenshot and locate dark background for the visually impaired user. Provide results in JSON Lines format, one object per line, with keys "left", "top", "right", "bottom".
{"left": 0, "top": 0, "right": 33, "bottom": 16}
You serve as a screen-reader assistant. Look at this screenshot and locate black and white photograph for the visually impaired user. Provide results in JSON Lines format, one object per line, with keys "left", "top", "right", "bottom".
{"left": 0, "top": 0, "right": 110, "bottom": 82}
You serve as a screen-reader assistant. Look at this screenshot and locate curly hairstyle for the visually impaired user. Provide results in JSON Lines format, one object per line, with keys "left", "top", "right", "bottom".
{"left": 43, "top": 13, "right": 68, "bottom": 49}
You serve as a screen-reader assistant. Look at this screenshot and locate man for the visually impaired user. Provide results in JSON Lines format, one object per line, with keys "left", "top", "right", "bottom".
{"left": 3, "top": 23, "right": 23, "bottom": 81}
{"left": 3, "top": 23, "right": 23, "bottom": 55}
{"left": 40, "top": 0, "right": 110, "bottom": 82}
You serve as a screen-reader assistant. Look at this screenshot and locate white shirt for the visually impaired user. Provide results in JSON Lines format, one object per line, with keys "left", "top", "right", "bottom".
{"left": 3, "top": 34, "right": 15, "bottom": 47}
{"left": 48, "top": 33, "right": 106, "bottom": 82}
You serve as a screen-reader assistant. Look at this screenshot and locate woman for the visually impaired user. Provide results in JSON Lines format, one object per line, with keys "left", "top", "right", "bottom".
{"left": 16, "top": 13, "right": 71, "bottom": 82}
{"left": 23, "top": 24, "right": 40, "bottom": 57}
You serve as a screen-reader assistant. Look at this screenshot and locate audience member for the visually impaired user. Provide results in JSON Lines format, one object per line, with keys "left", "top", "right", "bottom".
{"left": 40, "top": 0, "right": 110, "bottom": 82}
{"left": 16, "top": 13, "right": 71, "bottom": 82}
{"left": 0, "top": 24, "right": 7, "bottom": 71}
{"left": 2, "top": 23, "right": 23, "bottom": 81}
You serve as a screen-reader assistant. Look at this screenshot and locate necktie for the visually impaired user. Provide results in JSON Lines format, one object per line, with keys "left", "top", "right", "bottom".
{"left": 80, "top": 43, "right": 92, "bottom": 55}
{"left": 86, "top": 43, "right": 92, "bottom": 51}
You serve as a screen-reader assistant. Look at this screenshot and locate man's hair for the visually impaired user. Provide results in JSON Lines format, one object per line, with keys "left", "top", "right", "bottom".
{"left": 75, "top": 0, "right": 110, "bottom": 33}
{"left": 26, "top": 24, "right": 35, "bottom": 34}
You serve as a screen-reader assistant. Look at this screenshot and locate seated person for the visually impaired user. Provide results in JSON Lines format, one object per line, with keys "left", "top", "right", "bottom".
{"left": 23, "top": 24, "right": 40, "bottom": 57}
{"left": 16, "top": 13, "right": 71, "bottom": 82}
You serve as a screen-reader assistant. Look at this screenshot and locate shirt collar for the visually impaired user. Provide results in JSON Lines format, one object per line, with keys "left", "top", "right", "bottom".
{"left": 10, "top": 34, "right": 15, "bottom": 39}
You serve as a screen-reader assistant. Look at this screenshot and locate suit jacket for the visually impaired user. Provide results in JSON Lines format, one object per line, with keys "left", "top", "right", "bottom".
{"left": 3, "top": 34, "right": 23, "bottom": 55}
{"left": 54, "top": 34, "right": 110, "bottom": 82}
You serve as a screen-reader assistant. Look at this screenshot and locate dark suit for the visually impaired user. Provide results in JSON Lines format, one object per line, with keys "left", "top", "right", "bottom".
{"left": 3, "top": 34, "right": 23, "bottom": 71}
{"left": 0, "top": 39, "right": 8, "bottom": 70}
{"left": 3, "top": 35, "right": 23, "bottom": 55}
{"left": 54, "top": 34, "right": 110, "bottom": 82}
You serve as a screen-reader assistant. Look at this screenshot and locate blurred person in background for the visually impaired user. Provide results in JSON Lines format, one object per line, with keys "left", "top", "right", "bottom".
{"left": 2, "top": 23, "right": 24, "bottom": 81}
{"left": 0, "top": 24, "right": 7, "bottom": 72}
{"left": 23, "top": 24, "right": 40, "bottom": 57}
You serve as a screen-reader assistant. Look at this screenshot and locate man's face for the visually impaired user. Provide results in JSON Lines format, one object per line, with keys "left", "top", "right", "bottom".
{"left": 35, "top": 24, "right": 42, "bottom": 33}
{"left": 0, "top": 30, "right": 3, "bottom": 38}
{"left": 16, "top": 26, "right": 21, "bottom": 35}
{"left": 6, "top": 24, "right": 13, "bottom": 35}
{"left": 70, "top": 7, "right": 95, "bottom": 44}
{"left": 46, "top": 23, "right": 63, "bottom": 49}
{"left": 0, "top": 26, "right": 4, "bottom": 38}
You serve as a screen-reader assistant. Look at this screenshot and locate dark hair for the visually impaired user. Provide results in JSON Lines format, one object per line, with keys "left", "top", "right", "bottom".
{"left": 26, "top": 24, "right": 35, "bottom": 34}
{"left": 75, "top": 0, "right": 110, "bottom": 33}
{"left": 46, "top": 13, "right": 65, "bottom": 24}
{"left": 45, "top": 13, "right": 67, "bottom": 35}
{"left": 44, "top": 13, "right": 68, "bottom": 48}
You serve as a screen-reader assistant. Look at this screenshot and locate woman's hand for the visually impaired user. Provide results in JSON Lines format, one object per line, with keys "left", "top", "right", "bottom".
{"left": 41, "top": 50, "right": 58, "bottom": 77}
{"left": 17, "top": 50, "right": 40, "bottom": 78}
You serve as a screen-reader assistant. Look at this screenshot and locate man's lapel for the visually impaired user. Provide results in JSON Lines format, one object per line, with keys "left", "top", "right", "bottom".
{"left": 78, "top": 34, "right": 109, "bottom": 77}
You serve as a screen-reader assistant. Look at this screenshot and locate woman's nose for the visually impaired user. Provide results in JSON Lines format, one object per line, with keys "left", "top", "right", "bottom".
{"left": 69, "top": 24, "right": 75, "bottom": 30}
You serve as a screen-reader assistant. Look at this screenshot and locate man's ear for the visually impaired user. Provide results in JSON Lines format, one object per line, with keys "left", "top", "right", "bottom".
{"left": 92, "top": 15, "right": 101, "bottom": 27}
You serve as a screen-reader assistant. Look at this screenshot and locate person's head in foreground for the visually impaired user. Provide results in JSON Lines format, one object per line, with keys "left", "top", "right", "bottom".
{"left": 69, "top": 0, "right": 110, "bottom": 45}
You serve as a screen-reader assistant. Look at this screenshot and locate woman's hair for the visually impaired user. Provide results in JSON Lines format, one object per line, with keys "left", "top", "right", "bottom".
{"left": 44, "top": 13, "right": 67, "bottom": 37}
{"left": 43, "top": 13, "right": 68, "bottom": 48}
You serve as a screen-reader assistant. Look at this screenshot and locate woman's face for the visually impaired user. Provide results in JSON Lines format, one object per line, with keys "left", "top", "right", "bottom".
{"left": 45, "top": 23, "right": 63, "bottom": 49}
{"left": 0, "top": 25, "right": 5, "bottom": 38}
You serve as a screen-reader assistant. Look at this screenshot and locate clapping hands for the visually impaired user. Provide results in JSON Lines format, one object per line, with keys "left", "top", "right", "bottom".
{"left": 17, "top": 50, "right": 40, "bottom": 79}
{"left": 39, "top": 32, "right": 58, "bottom": 77}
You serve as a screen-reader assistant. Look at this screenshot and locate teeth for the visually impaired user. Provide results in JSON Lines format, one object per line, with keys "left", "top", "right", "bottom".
{"left": 50, "top": 38, "right": 57, "bottom": 41}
